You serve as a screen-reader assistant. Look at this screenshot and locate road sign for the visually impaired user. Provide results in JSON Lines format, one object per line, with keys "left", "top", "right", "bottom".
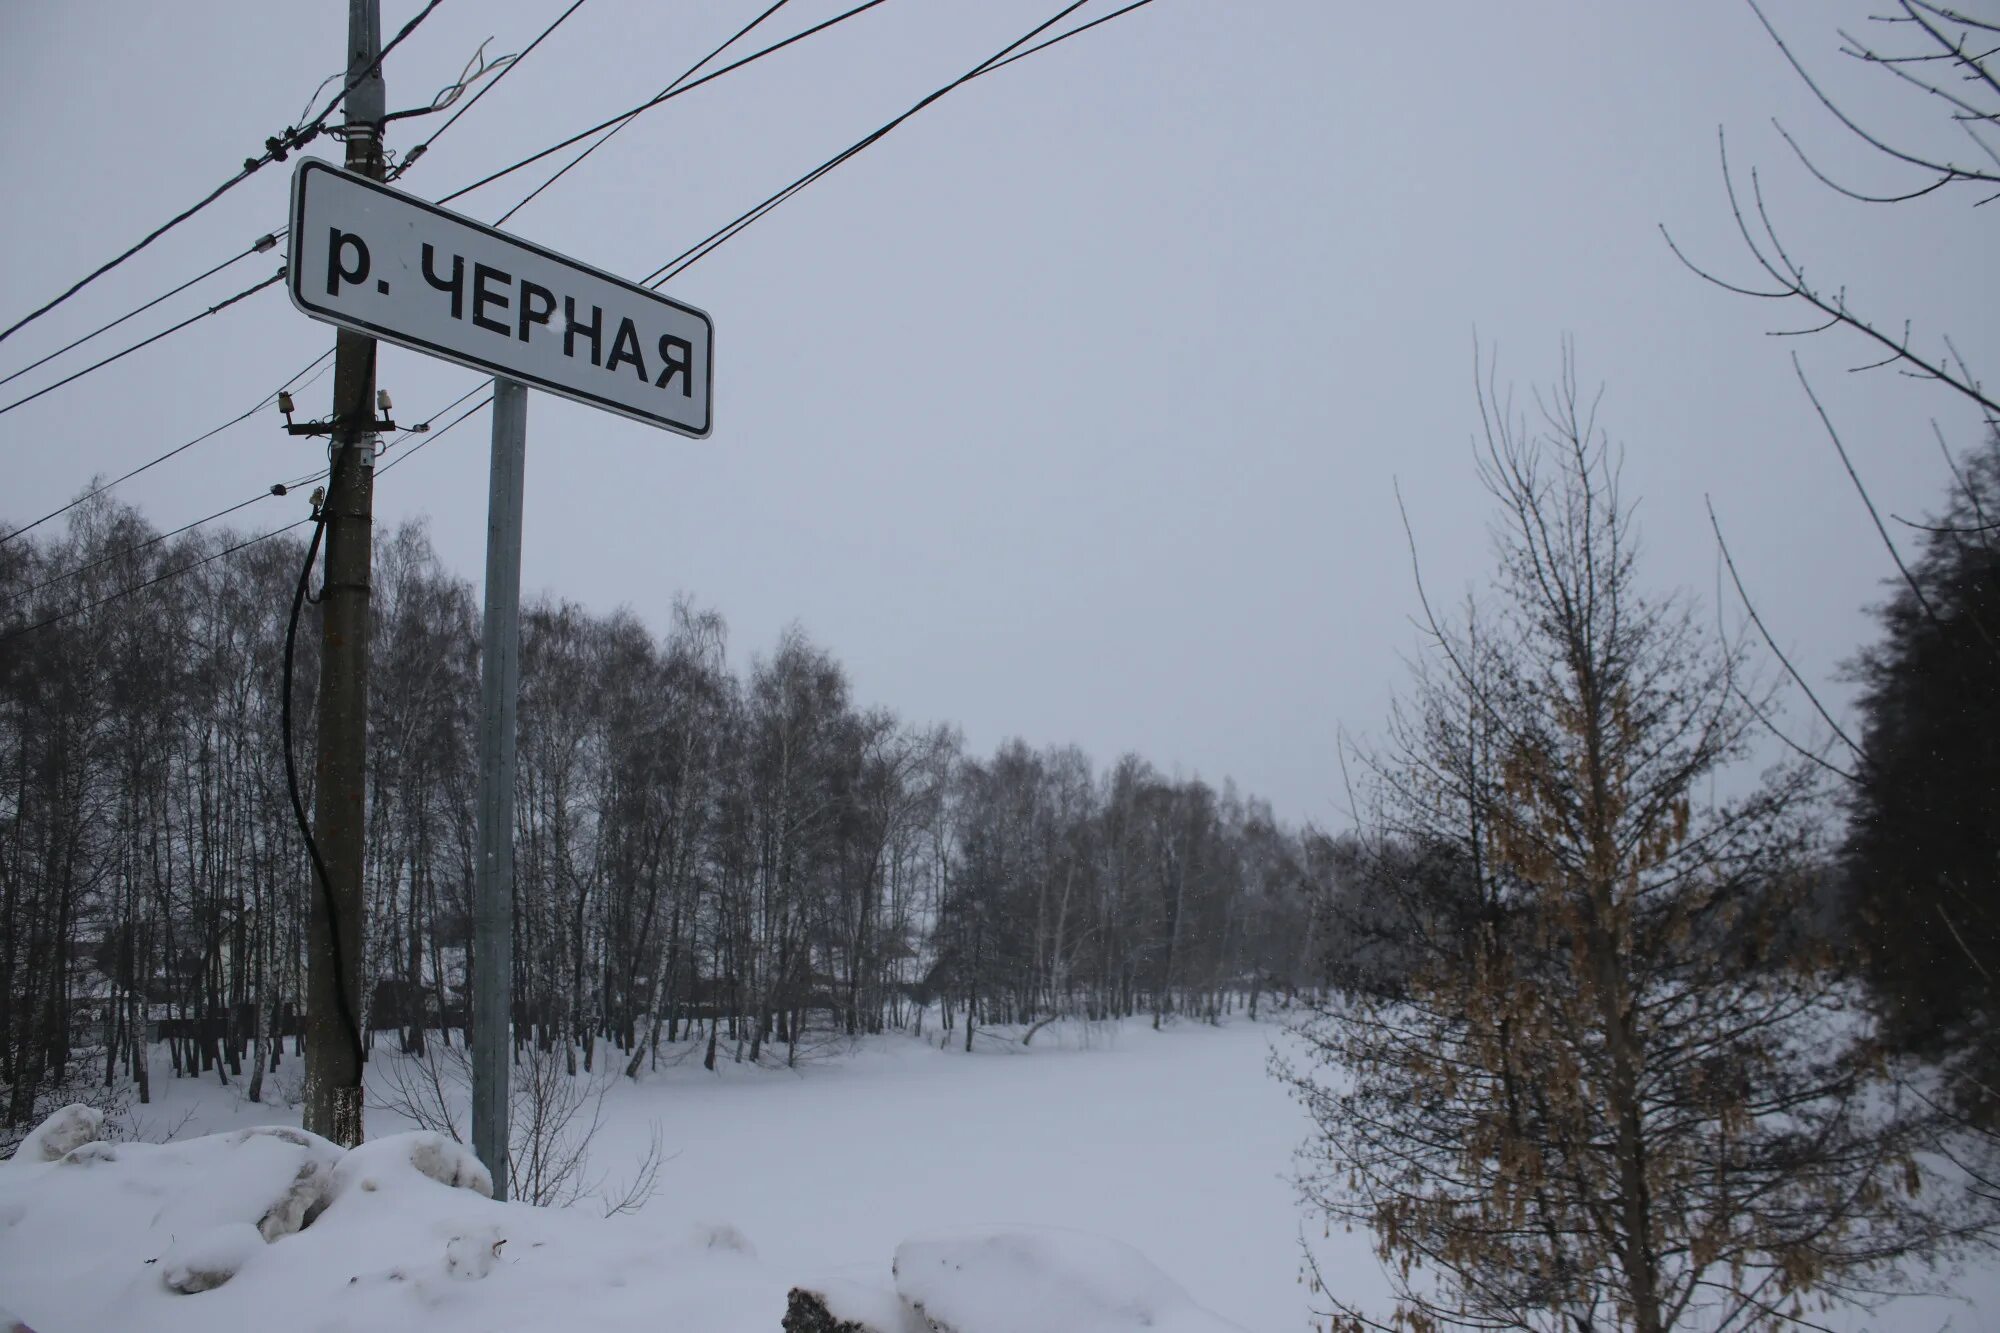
{"left": 288, "top": 158, "right": 712, "bottom": 437}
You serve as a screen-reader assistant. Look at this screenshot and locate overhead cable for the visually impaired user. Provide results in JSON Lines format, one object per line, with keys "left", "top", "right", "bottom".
{"left": 1, "top": 383, "right": 489, "bottom": 635}
{"left": 0, "top": 0, "right": 446, "bottom": 348}
{"left": 0, "top": 237, "right": 277, "bottom": 392}
{"left": 0, "top": 273, "right": 285, "bottom": 421}
{"left": 647, "top": 0, "right": 1159, "bottom": 287}
{"left": 493, "top": 0, "right": 795, "bottom": 226}
{"left": 0, "top": 351, "right": 332, "bottom": 547}
{"left": 435, "top": 0, "right": 896, "bottom": 207}
{"left": 393, "top": 0, "right": 597, "bottom": 182}
{"left": 0, "top": 0, "right": 580, "bottom": 406}
{"left": 0, "top": 518, "right": 316, "bottom": 645}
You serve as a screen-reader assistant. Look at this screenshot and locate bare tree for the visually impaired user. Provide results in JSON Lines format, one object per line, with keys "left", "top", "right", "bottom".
{"left": 1, "top": 497, "right": 1319, "bottom": 1146}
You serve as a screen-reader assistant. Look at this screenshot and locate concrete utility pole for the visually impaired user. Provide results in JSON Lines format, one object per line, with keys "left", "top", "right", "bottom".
{"left": 304, "top": 0, "right": 384, "bottom": 1147}
{"left": 472, "top": 378, "right": 528, "bottom": 1199}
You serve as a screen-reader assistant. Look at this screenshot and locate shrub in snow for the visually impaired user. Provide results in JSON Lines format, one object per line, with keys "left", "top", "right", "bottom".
{"left": 327, "top": 1131, "right": 493, "bottom": 1203}
{"left": 892, "top": 1230, "right": 1246, "bottom": 1333}
{"left": 7, "top": 1105, "right": 102, "bottom": 1166}
{"left": 784, "top": 1283, "right": 927, "bottom": 1333}
{"left": 784, "top": 1287, "right": 885, "bottom": 1333}
{"left": 160, "top": 1222, "right": 264, "bottom": 1294}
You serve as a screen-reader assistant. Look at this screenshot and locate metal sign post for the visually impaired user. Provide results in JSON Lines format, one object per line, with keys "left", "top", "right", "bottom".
{"left": 287, "top": 157, "right": 714, "bottom": 1193}
{"left": 471, "top": 378, "right": 527, "bottom": 1200}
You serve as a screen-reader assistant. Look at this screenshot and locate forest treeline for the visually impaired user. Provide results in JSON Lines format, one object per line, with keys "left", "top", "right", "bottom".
{"left": 0, "top": 499, "right": 1319, "bottom": 1140}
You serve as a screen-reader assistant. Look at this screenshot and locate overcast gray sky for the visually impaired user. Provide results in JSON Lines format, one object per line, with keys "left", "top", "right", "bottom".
{"left": 2, "top": 0, "right": 1991, "bottom": 825}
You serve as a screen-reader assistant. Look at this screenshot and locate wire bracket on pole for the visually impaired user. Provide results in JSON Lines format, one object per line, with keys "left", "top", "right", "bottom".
{"left": 279, "top": 387, "right": 427, "bottom": 437}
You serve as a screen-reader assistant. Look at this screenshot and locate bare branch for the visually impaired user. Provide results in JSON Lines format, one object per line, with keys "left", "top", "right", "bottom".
{"left": 1789, "top": 356, "right": 1991, "bottom": 662}
{"left": 1939, "top": 905, "right": 1996, "bottom": 986}
{"left": 1773, "top": 116, "right": 1956, "bottom": 203}
{"left": 1891, "top": 511, "right": 2000, "bottom": 534}
{"left": 1898, "top": 0, "right": 2000, "bottom": 106}
{"left": 1747, "top": 0, "right": 2000, "bottom": 187}
{"left": 1706, "top": 495, "right": 1868, "bottom": 774}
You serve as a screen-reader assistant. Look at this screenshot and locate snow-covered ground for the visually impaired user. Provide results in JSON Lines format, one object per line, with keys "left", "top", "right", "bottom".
{"left": 102, "top": 1018, "right": 1343, "bottom": 1328}
{"left": 4, "top": 1016, "right": 1997, "bottom": 1330}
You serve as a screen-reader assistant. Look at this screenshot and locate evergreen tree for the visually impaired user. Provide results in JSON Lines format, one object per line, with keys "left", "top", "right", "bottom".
{"left": 1843, "top": 432, "right": 2000, "bottom": 1120}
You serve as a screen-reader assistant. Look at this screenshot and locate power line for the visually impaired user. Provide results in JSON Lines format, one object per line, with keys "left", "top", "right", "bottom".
{"left": 0, "top": 0, "right": 865, "bottom": 423}
{"left": 4, "top": 0, "right": 1166, "bottom": 613}
{"left": 1, "top": 0, "right": 837, "bottom": 412}
{"left": 3, "top": 368, "right": 467, "bottom": 602}
{"left": 6, "top": 0, "right": 839, "bottom": 623}
{"left": 17, "top": 0, "right": 1154, "bottom": 472}
{"left": 6, "top": 492, "right": 291, "bottom": 608}
{"left": 436, "top": 0, "right": 896, "bottom": 208}
{"left": 0, "top": 272, "right": 284, "bottom": 421}
{"left": 376, "top": 388, "right": 493, "bottom": 476}
{"left": 0, "top": 0, "right": 581, "bottom": 412}
{"left": 394, "top": 3, "right": 1164, "bottom": 487}
{"left": 2, "top": 0, "right": 866, "bottom": 415}
{"left": 0, "top": 516, "right": 316, "bottom": 646}
{"left": 1, "top": 378, "right": 492, "bottom": 632}
{"left": 0, "top": 236, "right": 277, "bottom": 392}
{"left": 493, "top": 0, "right": 795, "bottom": 227}
{"left": 306, "top": 0, "right": 450, "bottom": 130}
{"left": 0, "top": 351, "right": 332, "bottom": 547}
{"left": 0, "top": 0, "right": 447, "bottom": 350}
{"left": 982, "top": 0, "right": 1162, "bottom": 77}
{"left": 384, "top": 378, "right": 490, "bottom": 463}
{"left": 392, "top": 0, "right": 596, "bottom": 183}
{"left": 646, "top": 0, "right": 1157, "bottom": 288}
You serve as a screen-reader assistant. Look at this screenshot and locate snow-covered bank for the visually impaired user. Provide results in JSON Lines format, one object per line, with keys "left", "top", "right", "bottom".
{"left": 5, "top": 1017, "right": 1996, "bottom": 1331}
{"left": 0, "top": 1023, "right": 1284, "bottom": 1331}
{"left": 3, "top": 1018, "right": 1324, "bottom": 1331}
{"left": 62, "top": 1016, "right": 1336, "bottom": 1320}
{"left": 0, "top": 1115, "right": 790, "bottom": 1331}
{"left": 0, "top": 1106, "right": 1248, "bottom": 1333}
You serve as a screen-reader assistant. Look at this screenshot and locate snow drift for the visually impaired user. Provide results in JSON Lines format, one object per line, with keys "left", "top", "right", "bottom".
{"left": 892, "top": 1229, "right": 1248, "bottom": 1333}
{"left": 0, "top": 1104, "right": 1245, "bottom": 1333}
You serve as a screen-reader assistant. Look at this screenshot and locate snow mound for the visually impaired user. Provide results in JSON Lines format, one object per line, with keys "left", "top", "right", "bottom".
{"left": 160, "top": 1221, "right": 264, "bottom": 1294}
{"left": 328, "top": 1131, "right": 493, "bottom": 1203}
{"left": 892, "top": 1229, "right": 1249, "bottom": 1333}
{"left": 0, "top": 1119, "right": 348, "bottom": 1327}
{"left": 228, "top": 1125, "right": 348, "bottom": 1238}
{"left": 0, "top": 1107, "right": 1245, "bottom": 1331}
{"left": 0, "top": 1117, "right": 776, "bottom": 1332}
{"left": 693, "top": 1220, "right": 759, "bottom": 1256}
{"left": 443, "top": 1226, "right": 506, "bottom": 1281}
{"left": 2, "top": 1117, "right": 343, "bottom": 1247}
{"left": 7, "top": 1104, "right": 102, "bottom": 1166}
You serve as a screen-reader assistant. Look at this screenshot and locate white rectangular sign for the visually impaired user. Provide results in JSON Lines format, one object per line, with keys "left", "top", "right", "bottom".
{"left": 288, "top": 159, "right": 712, "bottom": 437}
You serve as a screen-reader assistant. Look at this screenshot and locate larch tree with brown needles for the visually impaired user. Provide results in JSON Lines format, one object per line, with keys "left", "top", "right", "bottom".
{"left": 1277, "top": 354, "right": 1978, "bottom": 1333}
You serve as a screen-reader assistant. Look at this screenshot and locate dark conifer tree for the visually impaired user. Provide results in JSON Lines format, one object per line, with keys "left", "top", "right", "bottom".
{"left": 1843, "top": 433, "right": 2000, "bottom": 1118}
